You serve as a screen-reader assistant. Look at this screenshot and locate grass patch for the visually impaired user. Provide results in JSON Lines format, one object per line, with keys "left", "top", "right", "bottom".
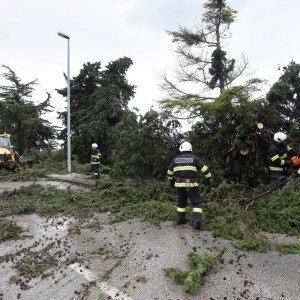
{"left": 15, "top": 251, "right": 58, "bottom": 278}
{"left": 233, "top": 235, "right": 272, "bottom": 252}
{"left": 276, "top": 243, "right": 300, "bottom": 254}
{"left": 164, "top": 251, "right": 219, "bottom": 294}
{"left": 0, "top": 218, "right": 24, "bottom": 242}
{"left": 84, "top": 220, "right": 103, "bottom": 231}
{"left": 136, "top": 275, "right": 148, "bottom": 283}
{"left": 8, "top": 275, "right": 19, "bottom": 284}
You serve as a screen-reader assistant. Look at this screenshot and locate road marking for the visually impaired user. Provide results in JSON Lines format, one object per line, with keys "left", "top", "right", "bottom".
{"left": 69, "top": 262, "right": 133, "bottom": 300}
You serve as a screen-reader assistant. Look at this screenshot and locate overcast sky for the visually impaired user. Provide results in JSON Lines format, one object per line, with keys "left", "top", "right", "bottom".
{"left": 1, "top": 0, "right": 300, "bottom": 127}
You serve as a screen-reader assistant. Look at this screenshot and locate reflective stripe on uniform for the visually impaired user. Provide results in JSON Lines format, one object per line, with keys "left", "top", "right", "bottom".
{"left": 177, "top": 207, "right": 186, "bottom": 212}
{"left": 271, "top": 154, "right": 279, "bottom": 161}
{"left": 201, "top": 165, "right": 208, "bottom": 173}
{"left": 192, "top": 208, "right": 203, "bottom": 213}
{"left": 173, "top": 166, "right": 197, "bottom": 172}
{"left": 281, "top": 153, "right": 287, "bottom": 159}
{"left": 168, "top": 176, "right": 173, "bottom": 180}
{"left": 91, "top": 162, "right": 100, "bottom": 165}
{"left": 269, "top": 166, "right": 283, "bottom": 171}
{"left": 287, "top": 145, "right": 292, "bottom": 151}
{"left": 174, "top": 182, "right": 199, "bottom": 187}
{"left": 167, "top": 169, "right": 173, "bottom": 175}
{"left": 280, "top": 160, "right": 285, "bottom": 165}
{"left": 205, "top": 173, "right": 212, "bottom": 178}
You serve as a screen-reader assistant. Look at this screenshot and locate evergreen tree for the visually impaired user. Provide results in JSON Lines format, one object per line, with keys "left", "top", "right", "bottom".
{"left": 57, "top": 58, "right": 135, "bottom": 164}
{"left": 188, "top": 80, "right": 267, "bottom": 185}
{"left": 112, "top": 109, "right": 184, "bottom": 179}
{"left": 0, "top": 65, "right": 56, "bottom": 154}
{"left": 263, "top": 61, "right": 300, "bottom": 147}
{"left": 161, "top": 0, "right": 247, "bottom": 102}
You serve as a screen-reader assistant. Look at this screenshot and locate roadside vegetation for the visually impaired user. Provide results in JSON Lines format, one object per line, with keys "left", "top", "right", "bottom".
{"left": 1, "top": 170, "right": 299, "bottom": 253}
{"left": 0, "top": 218, "right": 24, "bottom": 242}
{"left": 164, "top": 251, "right": 221, "bottom": 294}
{"left": 1, "top": 0, "right": 300, "bottom": 297}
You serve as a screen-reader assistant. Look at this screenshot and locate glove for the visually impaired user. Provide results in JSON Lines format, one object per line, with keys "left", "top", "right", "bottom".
{"left": 207, "top": 179, "right": 214, "bottom": 189}
{"left": 285, "top": 160, "right": 292, "bottom": 166}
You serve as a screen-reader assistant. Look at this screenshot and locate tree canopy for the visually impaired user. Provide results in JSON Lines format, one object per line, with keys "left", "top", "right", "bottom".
{"left": 0, "top": 65, "right": 56, "bottom": 154}
{"left": 57, "top": 58, "right": 136, "bottom": 164}
{"left": 161, "top": 0, "right": 247, "bottom": 103}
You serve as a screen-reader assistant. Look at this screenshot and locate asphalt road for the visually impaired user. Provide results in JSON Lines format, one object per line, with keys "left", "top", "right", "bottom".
{"left": 0, "top": 176, "right": 300, "bottom": 300}
{"left": 0, "top": 213, "right": 299, "bottom": 300}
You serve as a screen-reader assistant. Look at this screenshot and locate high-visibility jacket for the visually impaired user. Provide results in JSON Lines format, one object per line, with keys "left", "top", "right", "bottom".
{"left": 91, "top": 148, "right": 101, "bottom": 165}
{"left": 167, "top": 151, "right": 212, "bottom": 187}
{"left": 267, "top": 143, "right": 296, "bottom": 172}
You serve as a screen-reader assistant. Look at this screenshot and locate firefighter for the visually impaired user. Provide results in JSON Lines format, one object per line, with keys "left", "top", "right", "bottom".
{"left": 91, "top": 143, "right": 101, "bottom": 179}
{"left": 267, "top": 132, "right": 298, "bottom": 188}
{"left": 167, "top": 141, "right": 214, "bottom": 230}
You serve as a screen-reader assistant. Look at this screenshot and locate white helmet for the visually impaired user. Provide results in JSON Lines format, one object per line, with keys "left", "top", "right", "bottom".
{"left": 274, "top": 132, "right": 287, "bottom": 143}
{"left": 179, "top": 141, "right": 192, "bottom": 152}
{"left": 91, "top": 143, "right": 98, "bottom": 149}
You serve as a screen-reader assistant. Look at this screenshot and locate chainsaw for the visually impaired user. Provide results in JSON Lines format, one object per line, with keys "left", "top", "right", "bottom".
{"left": 291, "top": 155, "right": 300, "bottom": 175}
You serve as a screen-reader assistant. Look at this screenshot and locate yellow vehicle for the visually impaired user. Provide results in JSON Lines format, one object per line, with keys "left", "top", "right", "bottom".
{"left": 0, "top": 133, "right": 17, "bottom": 170}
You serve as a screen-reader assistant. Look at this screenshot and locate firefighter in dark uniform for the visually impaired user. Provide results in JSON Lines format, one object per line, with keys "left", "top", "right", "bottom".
{"left": 91, "top": 143, "right": 101, "bottom": 179}
{"left": 267, "top": 132, "right": 297, "bottom": 188}
{"left": 167, "top": 141, "right": 213, "bottom": 230}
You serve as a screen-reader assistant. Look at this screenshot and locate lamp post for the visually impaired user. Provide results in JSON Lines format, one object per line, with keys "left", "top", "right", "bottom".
{"left": 57, "top": 32, "right": 71, "bottom": 173}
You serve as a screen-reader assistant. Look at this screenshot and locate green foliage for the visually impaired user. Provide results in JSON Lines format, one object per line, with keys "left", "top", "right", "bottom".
{"left": 8, "top": 275, "right": 19, "bottom": 284}
{"left": 276, "top": 243, "right": 300, "bottom": 254}
{"left": 184, "top": 269, "right": 201, "bottom": 294}
{"left": 203, "top": 201, "right": 245, "bottom": 240}
{"left": 0, "top": 218, "right": 24, "bottom": 242}
{"left": 112, "top": 109, "right": 183, "bottom": 179}
{"left": 264, "top": 61, "right": 300, "bottom": 147}
{"left": 136, "top": 275, "right": 148, "bottom": 283}
{"left": 57, "top": 58, "right": 135, "bottom": 164}
{"left": 163, "top": 0, "right": 243, "bottom": 101}
{"left": 187, "top": 251, "right": 218, "bottom": 271}
{"left": 0, "top": 160, "right": 67, "bottom": 182}
{"left": 0, "top": 180, "right": 176, "bottom": 220}
{"left": 15, "top": 251, "right": 58, "bottom": 278}
{"left": 233, "top": 235, "right": 272, "bottom": 253}
{"left": 163, "top": 268, "right": 188, "bottom": 284}
{"left": 203, "top": 0, "right": 237, "bottom": 26}
{"left": 164, "top": 251, "right": 218, "bottom": 294}
{"left": 0, "top": 65, "right": 56, "bottom": 154}
{"left": 187, "top": 82, "right": 268, "bottom": 186}
{"left": 249, "top": 179, "right": 300, "bottom": 235}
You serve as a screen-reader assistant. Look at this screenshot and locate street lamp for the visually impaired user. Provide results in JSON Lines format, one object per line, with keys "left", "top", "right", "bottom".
{"left": 57, "top": 31, "right": 71, "bottom": 173}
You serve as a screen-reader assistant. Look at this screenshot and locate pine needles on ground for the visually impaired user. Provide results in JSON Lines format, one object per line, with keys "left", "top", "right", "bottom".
{"left": 164, "top": 251, "right": 219, "bottom": 294}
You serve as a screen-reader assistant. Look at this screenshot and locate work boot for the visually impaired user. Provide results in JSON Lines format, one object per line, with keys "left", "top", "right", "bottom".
{"left": 191, "top": 210, "right": 202, "bottom": 230}
{"left": 192, "top": 221, "right": 201, "bottom": 230}
{"left": 177, "top": 220, "right": 187, "bottom": 225}
{"left": 176, "top": 210, "right": 186, "bottom": 225}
